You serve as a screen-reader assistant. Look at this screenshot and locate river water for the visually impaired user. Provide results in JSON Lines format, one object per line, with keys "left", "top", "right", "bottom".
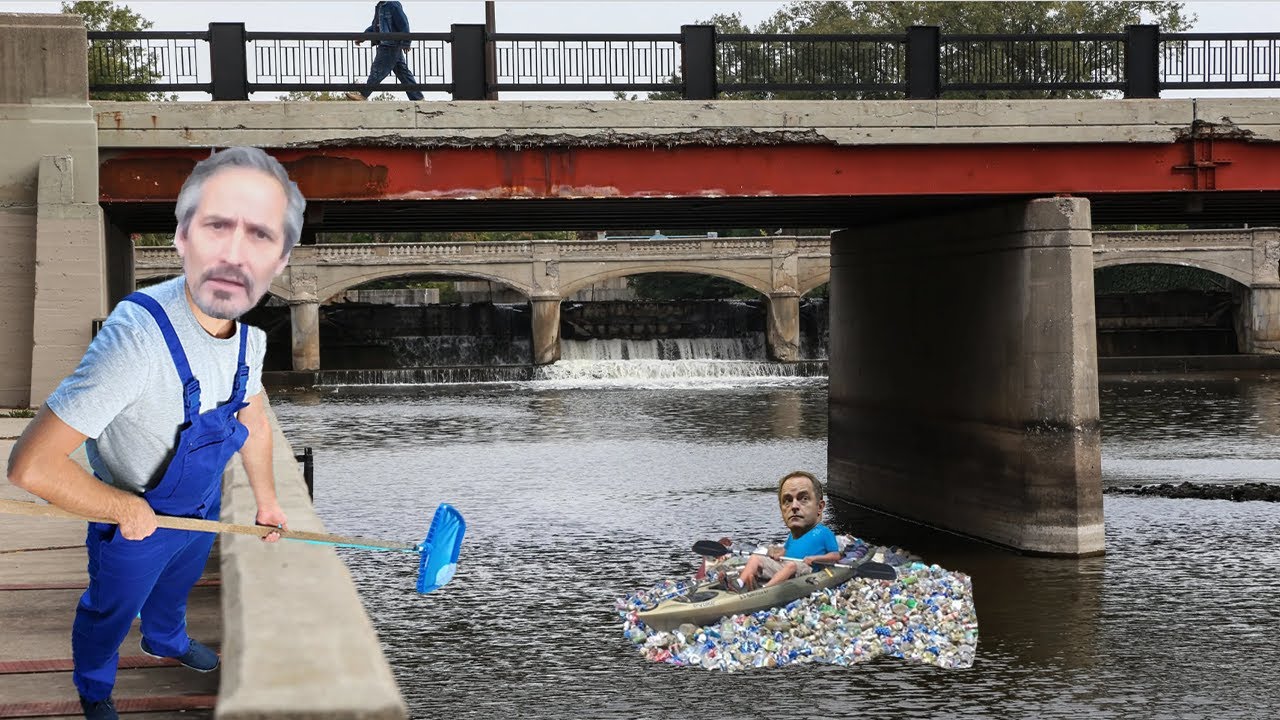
{"left": 271, "top": 373, "right": 1280, "bottom": 720}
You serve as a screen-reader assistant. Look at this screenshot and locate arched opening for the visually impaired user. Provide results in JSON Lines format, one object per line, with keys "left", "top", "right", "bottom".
{"left": 1094, "top": 263, "right": 1246, "bottom": 356}
{"left": 318, "top": 272, "right": 534, "bottom": 369}
{"left": 559, "top": 271, "right": 776, "bottom": 361}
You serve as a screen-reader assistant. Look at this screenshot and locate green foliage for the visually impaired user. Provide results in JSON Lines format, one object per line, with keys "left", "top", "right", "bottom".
{"left": 63, "top": 1, "right": 174, "bottom": 101}
{"left": 282, "top": 91, "right": 351, "bottom": 101}
{"left": 132, "top": 232, "right": 171, "bottom": 247}
{"left": 282, "top": 90, "right": 400, "bottom": 102}
{"left": 2, "top": 408, "right": 37, "bottom": 418}
{"left": 649, "top": 1, "right": 1194, "bottom": 100}
{"left": 1095, "top": 264, "right": 1233, "bottom": 294}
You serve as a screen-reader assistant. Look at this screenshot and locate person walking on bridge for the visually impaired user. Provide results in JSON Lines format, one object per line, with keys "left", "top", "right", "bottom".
{"left": 7, "top": 147, "right": 305, "bottom": 720}
{"left": 348, "top": 1, "right": 425, "bottom": 101}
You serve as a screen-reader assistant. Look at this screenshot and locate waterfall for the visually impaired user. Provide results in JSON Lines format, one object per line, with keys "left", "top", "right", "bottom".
{"left": 560, "top": 335, "right": 768, "bottom": 361}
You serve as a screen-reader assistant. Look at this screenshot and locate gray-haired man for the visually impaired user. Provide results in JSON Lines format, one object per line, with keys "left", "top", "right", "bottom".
{"left": 8, "top": 147, "right": 305, "bottom": 720}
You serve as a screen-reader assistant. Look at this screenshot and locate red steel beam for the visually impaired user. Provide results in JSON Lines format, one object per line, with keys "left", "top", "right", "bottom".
{"left": 98, "top": 142, "right": 1280, "bottom": 203}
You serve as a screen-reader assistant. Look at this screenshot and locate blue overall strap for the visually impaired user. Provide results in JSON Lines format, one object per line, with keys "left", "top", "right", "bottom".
{"left": 121, "top": 292, "right": 202, "bottom": 424}
{"left": 230, "top": 322, "right": 249, "bottom": 403}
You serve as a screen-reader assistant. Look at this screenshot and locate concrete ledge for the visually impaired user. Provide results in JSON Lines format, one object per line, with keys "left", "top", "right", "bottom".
{"left": 1098, "top": 353, "right": 1280, "bottom": 374}
{"left": 88, "top": 98, "right": 1280, "bottom": 149}
{"left": 217, "top": 400, "right": 406, "bottom": 720}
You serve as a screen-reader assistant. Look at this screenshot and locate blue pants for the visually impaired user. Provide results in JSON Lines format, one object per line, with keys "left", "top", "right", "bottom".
{"left": 363, "top": 44, "right": 424, "bottom": 100}
{"left": 72, "top": 523, "right": 215, "bottom": 701}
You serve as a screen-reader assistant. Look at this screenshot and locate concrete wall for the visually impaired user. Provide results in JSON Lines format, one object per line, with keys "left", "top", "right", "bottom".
{"left": 217, "top": 401, "right": 406, "bottom": 719}
{"left": 828, "top": 198, "right": 1102, "bottom": 557}
{"left": 0, "top": 13, "right": 102, "bottom": 407}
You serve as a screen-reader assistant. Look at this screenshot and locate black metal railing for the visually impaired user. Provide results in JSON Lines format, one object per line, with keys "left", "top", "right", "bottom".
{"left": 494, "top": 33, "right": 681, "bottom": 91}
{"left": 716, "top": 33, "right": 907, "bottom": 93}
{"left": 84, "top": 23, "right": 1280, "bottom": 100}
{"left": 1161, "top": 33, "right": 1280, "bottom": 89}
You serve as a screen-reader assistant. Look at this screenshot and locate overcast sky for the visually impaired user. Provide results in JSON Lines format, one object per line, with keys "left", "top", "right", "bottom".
{"left": 3, "top": 1, "right": 1277, "bottom": 34}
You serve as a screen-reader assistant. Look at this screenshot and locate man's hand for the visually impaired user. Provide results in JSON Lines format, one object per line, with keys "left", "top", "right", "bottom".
{"left": 255, "top": 503, "right": 288, "bottom": 543}
{"left": 354, "top": 38, "right": 365, "bottom": 45}
{"left": 766, "top": 546, "right": 784, "bottom": 560}
{"left": 116, "top": 495, "right": 158, "bottom": 540}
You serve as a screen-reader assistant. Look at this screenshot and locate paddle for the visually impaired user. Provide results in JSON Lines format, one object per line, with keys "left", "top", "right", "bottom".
{"left": 691, "top": 539, "right": 898, "bottom": 581}
{"left": 0, "top": 498, "right": 465, "bottom": 595}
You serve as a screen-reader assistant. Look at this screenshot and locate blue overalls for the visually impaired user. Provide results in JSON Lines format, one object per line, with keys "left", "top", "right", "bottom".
{"left": 73, "top": 292, "right": 250, "bottom": 702}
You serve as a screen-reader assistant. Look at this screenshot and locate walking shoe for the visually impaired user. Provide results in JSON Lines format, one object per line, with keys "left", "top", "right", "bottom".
{"left": 141, "top": 636, "right": 220, "bottom": 672}
{"left": 345, "top": 91, "right": 367, "bottom": 101}
{"left": 78, "top": 695, "right": 118, "bottom": 720}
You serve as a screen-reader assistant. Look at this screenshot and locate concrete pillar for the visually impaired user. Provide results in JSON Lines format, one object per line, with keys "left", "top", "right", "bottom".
{"left": 530, "top": 297, "right": 561, "bottom": 365}
{"left": 290, "top": 301, "right": 321, "bottom": 371}
{"left": 0, "top": 13, "right": 98, "bottom": 407}
{"left": 1243, "top": 286, "right": 1280, "bottom": 353}
{"left": 103, "top": 219, "right": 134, "bottom": 310}
{"left": 828, "top": 197, "right": 1102, "bottom": 557}
{"left": 766, "top": 293, "right": 801, "bottom": 361}
{"left": 29, "top": 155, "right": 105, "bottom": 406}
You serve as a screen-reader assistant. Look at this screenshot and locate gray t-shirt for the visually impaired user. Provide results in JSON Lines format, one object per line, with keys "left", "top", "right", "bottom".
{"left": 46, "top": 276, "right": 266, "bottom": 494}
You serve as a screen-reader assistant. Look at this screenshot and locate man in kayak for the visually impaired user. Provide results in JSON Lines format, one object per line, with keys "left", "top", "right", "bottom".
{"left": 731, "top": 471, "right": 841, "bottom": 591}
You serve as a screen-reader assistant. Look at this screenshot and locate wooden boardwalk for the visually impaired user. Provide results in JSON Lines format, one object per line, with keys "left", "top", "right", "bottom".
{"left": 0, "top": 417, "right": 217, "bottom": 719}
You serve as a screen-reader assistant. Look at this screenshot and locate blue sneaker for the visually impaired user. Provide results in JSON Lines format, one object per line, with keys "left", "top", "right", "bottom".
{"left": 79, "top": 695, "right": 118, "bottom": 720}
{"left": 140, "top": 637, "right": 220, "bottom": 672}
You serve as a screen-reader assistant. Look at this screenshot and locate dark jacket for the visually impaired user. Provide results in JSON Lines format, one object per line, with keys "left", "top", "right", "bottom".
{"left": 364, "top": 1, "right": 411, "bottom": 48}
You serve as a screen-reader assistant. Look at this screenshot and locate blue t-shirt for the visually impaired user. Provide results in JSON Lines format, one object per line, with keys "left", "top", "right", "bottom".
{"left": 783, "top": 524, "right": 840, "bottom": 559}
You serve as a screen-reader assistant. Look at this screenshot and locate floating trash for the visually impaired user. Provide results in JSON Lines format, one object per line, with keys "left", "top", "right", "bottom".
{"left": 616, "top": 540, "right": 978, "bottom": 671}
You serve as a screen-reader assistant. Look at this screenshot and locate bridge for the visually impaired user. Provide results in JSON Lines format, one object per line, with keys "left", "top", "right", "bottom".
{"left": 133, "top": 227, "right": 1280, "bottom": 367}
{"left": 9, "top": 12, "right": 1280, "bottom": 557}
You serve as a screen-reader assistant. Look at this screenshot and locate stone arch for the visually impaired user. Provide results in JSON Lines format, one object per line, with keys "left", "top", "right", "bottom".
{"left": 561, "top": 264, "right": 771, "bottom": 298}
{"left": 1092, "top": 255, "right": 1253, "bottom": 288}
{"left": 799, "top": 272, "right": 830, "bottom": 297}
{"left": 316, "top": 268, "right": 536, "bottom": 303}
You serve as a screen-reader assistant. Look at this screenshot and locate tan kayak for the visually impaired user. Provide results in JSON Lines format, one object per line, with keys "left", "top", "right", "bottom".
{"left": 636, "top": 564, "right": 856, "bottom": 632}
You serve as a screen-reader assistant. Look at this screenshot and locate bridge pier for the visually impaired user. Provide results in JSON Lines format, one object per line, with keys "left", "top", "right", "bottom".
{"left": 290, "top": 300, "right": 321, "bottom": 371}
{"left": 0, "top": 13, "right": 103, "bottom": 407}
{"left": 1243, "top": 286, "right": 1280, "bottom": 353}
{"left": 766, "top": 293, "right": 801, "bottom": 362}
{"left": 530, "top": 297, "right": 561, "bottom": 365}
{"left": 828, "top": 197, "right": 1102, "bottom": 557}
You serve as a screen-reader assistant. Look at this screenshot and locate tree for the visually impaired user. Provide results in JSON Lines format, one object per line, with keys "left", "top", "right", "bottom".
{"left": 63, "top": 1, "right": 174, "bottom": 101}
{"left": 652, "top": 1, "right": 1194, "bottom": 100}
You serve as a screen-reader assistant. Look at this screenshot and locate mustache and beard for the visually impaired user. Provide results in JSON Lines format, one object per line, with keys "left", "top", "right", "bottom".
{"left": 193, "top": 265, "right": 258, "bottom": 320}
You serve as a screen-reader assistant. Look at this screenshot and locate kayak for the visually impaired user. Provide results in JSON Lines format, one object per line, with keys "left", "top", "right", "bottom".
{"left": 636, "top": 564, "right": 856, "bottom": 632}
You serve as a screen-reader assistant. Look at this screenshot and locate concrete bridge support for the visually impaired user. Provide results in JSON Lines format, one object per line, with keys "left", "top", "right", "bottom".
{"left": 531, "top": 297, "right": 562, "bottom": 365}
{"left": 1243, "top": 286, "right": 1280, "bottom": 354}
{"left": 0, "top": 13, "right": 103, "bottom": 407}
{"left": 766, "top": 293, "right": 801, "bottom": 362}
{"left": 291, "top": 301, "right": 322, "bottom": 371}
{"left": 828, "top": 197, "right": 1102, "bottom": 557}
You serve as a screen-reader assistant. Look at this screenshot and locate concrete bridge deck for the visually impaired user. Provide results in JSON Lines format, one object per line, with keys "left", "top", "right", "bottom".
{"left": 0, "top": 410, "right": 405, "bottom": 719}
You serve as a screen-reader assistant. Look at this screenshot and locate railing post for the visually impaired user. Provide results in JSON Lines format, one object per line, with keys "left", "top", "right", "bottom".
{"left": 1124, "top": 24, "right": 1160, "bottom": 99}
{"left": 681, "top": 25, "right": 716, "bottom": 100}
{"left": 208, "top": 22, "right": 248, "bottom": 100}
{"left": 451, "top": 24, "right": 487, "bottom": 100}
{"left": 296, "top": 447, "right": 314, "bottom": 500}
{"left": 905, "top": 26, "right": 940, "bottom": 99}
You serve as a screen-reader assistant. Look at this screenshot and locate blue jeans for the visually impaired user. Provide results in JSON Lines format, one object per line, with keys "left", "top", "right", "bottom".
{"left": 363, "top": 44, "right": 424, "bottom": 100}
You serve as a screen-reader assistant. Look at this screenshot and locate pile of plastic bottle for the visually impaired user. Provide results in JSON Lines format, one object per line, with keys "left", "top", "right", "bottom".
{"left": 615, "top": 540, "right": 978, "bottom": 671}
